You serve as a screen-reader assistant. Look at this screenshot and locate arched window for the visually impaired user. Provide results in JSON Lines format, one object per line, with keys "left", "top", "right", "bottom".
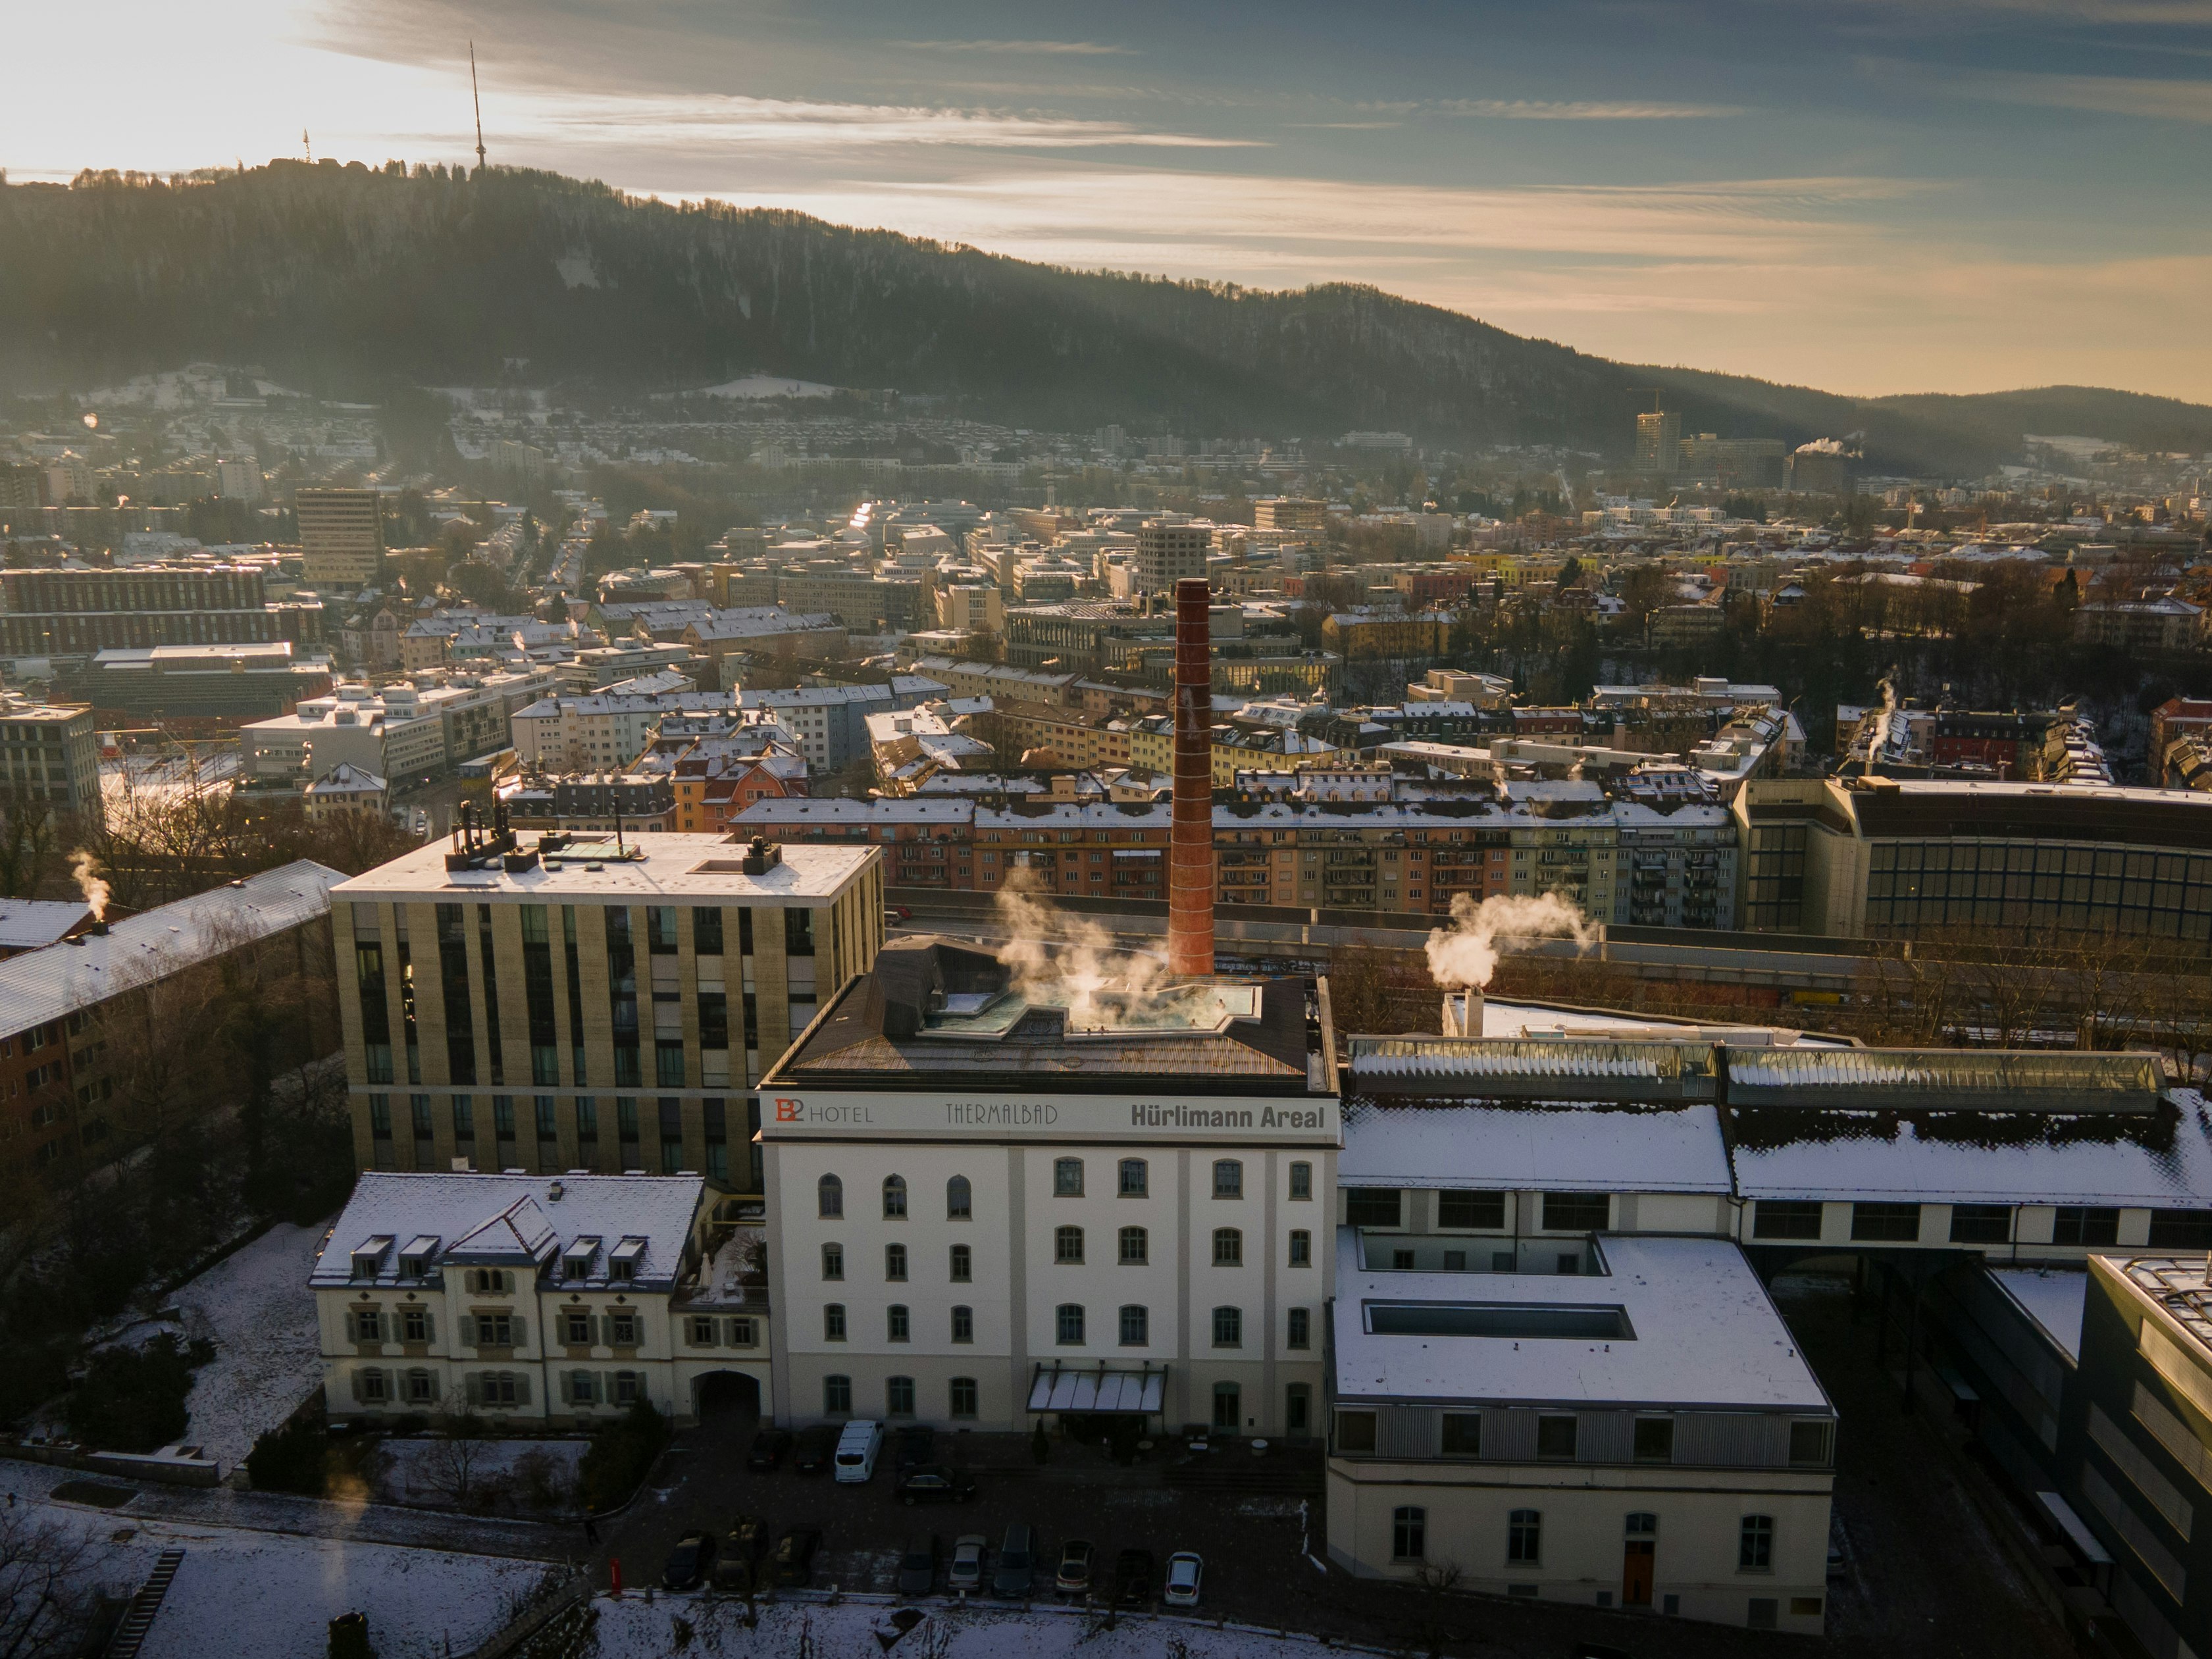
{"left": 1213, "top": 1159, "right": 1243, "bottom": 1199}
{"left": 887, "top": 1375, "right": 915, "bottom": 1416}
{"left": 1119, "top": 1304, "right": 1148, "bottom": 1346}
{"left": 823, "top": 1304, "right": 846, "bottom": 1341}
{"left": 1056, "top": 1303, "right": 1085, "bottom": 1345}
{"left": 817, "top": 1173, "right": 842, "bottom": 1218}
{"left": 949, "top": 1376, "right": 979, "bottom": 1418}
{"left": 951, "top": 1305, "right": 973, "bottom": 1343}
{"left": 946, "top": 1175, "right": 972, "bottom": 1219}
{"left": 824, "top": 1374, "right": 851, "bottom": 1414}
{"left": 887, "top": 1304, "right": 910, "bottom": 1342}
{"left": 1118, "top": 1158, "right": 1148, "bottom": 1197}
{"left": 1054, "top": 1158, "right": 1084, "bottom": 1196}
{"left": 1213, "top": 1227, "right": 1243, "bottom": 1266}
{"left": 1212, "top": 1305, "right": 1243, "bottom": 1348}
{"left": 1119, "top": 1225, "right": 1148, "bottom": 1264}
{"left": 883, "top": 1174, "right": 908, "bottom": 1218}
{"left": 1055, "top": 1225, "right": 1085, "bottom": 1263}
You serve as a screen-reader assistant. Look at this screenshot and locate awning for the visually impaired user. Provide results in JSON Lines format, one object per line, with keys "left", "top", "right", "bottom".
{"left": 1027, "top": 1364, "right": 1166, "bottom": 1414}
{"left": 2037, "top": 1491, "right": 2114, "bottom": 1566}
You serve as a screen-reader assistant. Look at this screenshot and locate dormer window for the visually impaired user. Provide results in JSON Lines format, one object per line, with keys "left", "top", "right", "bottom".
{"left": 609, "top": 1237, "right": 646, "bottom": 1283}
{"left": 398, "top": 1237, "right": 440, "bottom": 1282}
{"left": 563, "top": 1237, "right": 602, "bottom": 1282}
{"left": 351, "top": 1236, "right": 394, "bottom": 1280}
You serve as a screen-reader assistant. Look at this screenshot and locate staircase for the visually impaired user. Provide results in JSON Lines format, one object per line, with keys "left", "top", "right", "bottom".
{"left": 105, "top": 1548, "right": 184, "bottom": 1659}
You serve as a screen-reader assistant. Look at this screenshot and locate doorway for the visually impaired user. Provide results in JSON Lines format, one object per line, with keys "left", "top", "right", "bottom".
{"left": 1622, "top": 1512, "right": 1657, "bottom": 1607}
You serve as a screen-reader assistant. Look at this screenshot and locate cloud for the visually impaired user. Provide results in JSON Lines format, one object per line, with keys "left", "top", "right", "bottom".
{"left": 1948, "top": 66, "right": 2212, "bottom": 121}
{"left": 1439, "top": 98, "right": 1750, "bottom": 119}
{"left": 886, "top": 39, "right": 1137, "bottom": 55}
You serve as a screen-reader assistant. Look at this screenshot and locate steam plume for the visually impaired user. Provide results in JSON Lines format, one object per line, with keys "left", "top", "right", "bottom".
{"left": 68, "top": 850, "right": 110, "bottom": 922}
{"left": 991, "top": 865, "right": 1166, "bottom": 1027}
{"left": 1423, "top": 891, "right": 1597, "bottom": 990}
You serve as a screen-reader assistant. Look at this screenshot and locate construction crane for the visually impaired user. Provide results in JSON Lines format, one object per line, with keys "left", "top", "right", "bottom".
{"left": 469, "top": 42, "right": 487, "bottom": 176}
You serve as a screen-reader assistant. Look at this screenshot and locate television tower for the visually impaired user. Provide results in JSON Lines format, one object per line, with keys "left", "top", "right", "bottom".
{"left": 470, "top": 42, "right": 487, "bottom": 176}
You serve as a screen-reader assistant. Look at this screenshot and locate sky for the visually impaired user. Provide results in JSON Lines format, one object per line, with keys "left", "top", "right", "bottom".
{"left": 7, "top": 0, "right": 2211, "bottom": 401}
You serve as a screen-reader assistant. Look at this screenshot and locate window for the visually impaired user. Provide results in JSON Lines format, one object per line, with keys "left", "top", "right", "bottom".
{"left": 1440, "top": 1413, "right": 1480, "bottom": 1456}
{"left": 1437, "top": 1190, "right": 1505, "bottom": 1229}
{"left": 883, "top": 1174, "right": 908, "bottom": 1218}
{"left": 1288, "top": 1307, "right": 1310, "bottom": 1350}
{"left": 1056, "top": 1303, "right": 1085, "bottom": 1345}
{"left": 1739, "top": 1515, "right": 1774, "bottom": 1572}
{"left": 351, "top": 1308, "right": 382, "bottom": 1343}
{"left": 1056, "top": 1225, "right": 1085, "bottom": 1264}
{"left": 1289, "top": 1161, "right": 1312, "bottom": 1201}
{"left": 1335, "top": 1410, "right": 1377, "bottom": 1453}
{"left": 951, "top": 1304, "right": 973, "bottom": 1344}
{"left": 824, "top": 1304, "right": 846, "bottom": 1341}
{"left": 1850, "top": 1202, "right": 1922, "bottom": 1242}
{"left": 1118, "top": 1158, "right": 1148, "bottom": 1198}
{"left": 888, "top": 1304, "right": 910, "bottom": 1342}
{"left": 950, "top": 1376, "right": 979, "bottom": 1419}
{"left": 1054, "top": 1158, "right": 1084, "bottom": 1196}
{"left": 1213, "top": 1227, "right": 1243, "bottom": 1267}
{"left": 1213, "top": 1160, "right": 1243, "bottom": 1199}
{"left": 2151, "top": 1210, "right": 2212, "bottom": 1248}
{"left": 407, "top": 1369, "right": 435, "bottom": 1404}
{"left": 1949, "top": 1204, "right": 2012, "bottom": 1244}
{"left": 568, "top": 1371, "right": 598, "bottom": 1406}
{"left": 1345, "top": 1188, "right": 1401, "bottom": 1229}
{"left": 1541, "top": 1192, "right": 1609, "bottom": 1233}
{"left": 690, "top": 1315, "right": 717, "bottom": 1346}
{"left": 825, "top": 1375, "right": 851, "bottom": 1414}
{"left": 821, "top": 1243, "right": 844, "bottom": 1281}
{"left": 1212, "top": 1382, "right": 1241, "bottom": 1431}
{"left": 1635, "top": 1417, "right": 1676, "bottom": 1463}
{"left": 1508, "top": 1510, "right": 1541, "bottom": 1565}
{"left": 950, "top": 1243, "right": 972, "bottom": 1283}
{"left": 692, "top": 907, "right": 722, "bottom": 954}
{"left": 1119, "top": 1304, "right": 1149, "bottom": 1346}
{"left": 1118, "top": 1225, "right": 1148, "bottom": 1265}
{"left": 1788, "top": 1420, "right": 1834, "bottom": 1468}
{"left": 1212, "top": 1306, "right": 1243, "bottom": 1348}
{"left": 399, "top": 1308, "right": 428, "bottom": 1342}
{"left": 818, "top": 1173, "right": 843, "bottom": 1218}
{"left": 1753, "top": 1200, "right": 1824, "bottom": 1241}
{"left": 1536, "top": 1416, "right": 1578, "bottom": 1460}
{"left": 1392, "top": 1506, "right": 1427, "bottom": 1562}
{"left": 605, "top": 1311, "right": 638, "bottom": 1347}
{"left": 359, "top": 1368, "right": 388, "bottom": 1403}
{"left": 885, "top": 1243, "right": 907, "bottom": 1281}
{"left": 1289, "top": 1229, "right": 1312, "bottom": 1267}
{"left": 946, "top": 1175, "right": 971, "bottom": 1219}
{"left": 2055, "top": 1206, "right": 2120, "bottom": 1246}
{"left": 887, "top": 1375, "right": 915, "bottom": 1416}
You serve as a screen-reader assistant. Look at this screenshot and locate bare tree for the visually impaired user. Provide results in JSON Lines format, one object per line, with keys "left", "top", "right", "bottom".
{"left": 418, "top": 1408, "right": 492, "bottom": 1507}
{"left": 0, "top": 1508, "right": 118, "bottom": 1659}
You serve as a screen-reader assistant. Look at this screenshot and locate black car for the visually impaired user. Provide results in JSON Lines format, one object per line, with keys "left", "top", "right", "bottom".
{"left": 771, "top": 1526, "right": 823, "bottom": 1587}
{"left": 894, "top": 1423, "right": 936, "bottom": 1473}
{"left": 662, "top": 1530, "right": 717, "bottom": 1592}
{"left": 793, "top": 1424, "right": 838, "bottom": 1473}
{"left": 991, "top": 1523, "right": 1036, "bottom": 1598}
{"left": 896, "top": 1465, "right": 979, "bottom": 1506}
{"left": 1113, "top": 1548, "right": 1154, "bottom": 1607}
{"left": 897, "top": 1533, "right": 939, "bottom": 1597}
{"left": 745, "top": 1428, "right": 792, "bottom": 1471}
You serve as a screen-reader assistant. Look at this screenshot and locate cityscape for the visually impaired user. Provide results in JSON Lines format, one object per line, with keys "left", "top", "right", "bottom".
{"left": 1, "top": 6, "right": 2211, "bottom": 1658}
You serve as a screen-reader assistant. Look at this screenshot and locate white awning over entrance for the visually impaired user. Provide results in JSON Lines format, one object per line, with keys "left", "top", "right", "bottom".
{"left": 1027, "top": 1364, "right": 1167, "bottom": 1414}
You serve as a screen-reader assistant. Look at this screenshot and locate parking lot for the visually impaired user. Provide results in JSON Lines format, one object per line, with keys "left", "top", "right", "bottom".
{"left": 591, "top": 1286, "right": 2076, "bottom": 1658}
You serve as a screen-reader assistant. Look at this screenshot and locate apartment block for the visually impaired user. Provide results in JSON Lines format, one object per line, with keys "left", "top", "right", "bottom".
{"left": 296, "top": 488, "right": 386, "bottom": 592}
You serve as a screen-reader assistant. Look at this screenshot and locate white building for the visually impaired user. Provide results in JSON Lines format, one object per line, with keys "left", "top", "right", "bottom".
{"left": 304, "top": 762, "right": 388, "bottom": 819}
{"left": 509, "top": 689, "right": 734, "bottom": 774}
{"left": 244, "top": 687, "right": 448, "bottom": 786}
{"left": 315, "top": 1171, "right": 775, "bottom": 1426}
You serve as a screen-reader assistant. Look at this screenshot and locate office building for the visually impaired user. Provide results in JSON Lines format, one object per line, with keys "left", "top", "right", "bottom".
{"left": 0, "top": 564, "right": 317, "bottom": 657}
{"left": 0, "top": 697, "right": 102, "bottom": 823}
{"left": 61, "top": 644, "right": 334, "bottom": 724}
{"left": 331, "top": 832, "right": 886, "bottom": 1188}
{"left": 1134, "top": 523, "right": 1212, "bottom": 596}
{"left": 296, "top": 488, "right": 386, "bottom": 591}
{"left": 1635, "top": 411, "right": 1683, "bottom": 476}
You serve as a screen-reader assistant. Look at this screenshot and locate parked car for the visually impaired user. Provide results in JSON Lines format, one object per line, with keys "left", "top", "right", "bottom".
{"left": 1570, "top": 1645, "right": 1633, "bottom": 1659}
{"left": 896, "top": 1464, "right": 979, "bottom": 1506}
{"left": 948, "top": 1533, "right": 989, "bottom": 1594}
{"left": 661, "top": 1531, "right": 717, "bottom": 1592}
{"left": 1163, "top": 1552, "right": 1202, "bottom": 1608}
{"left": 835, "top": 1419, "right": 885, "bottom": 1484}
{"left": 1113, "top": 1548, "right": 1154, "bottom": 1607}
{"left": 897, "top": 1534, "right": 939, "bottom": 1598}
{"left": 895, "top": 1424, "right": 936, "bottom": 1473}
{"left": 770, "top": 1527, "right": 823, "bottom": 1587}
{"left": 793, "top": 1424, "right": 838, "bottom": 1473}
{"left": 992, "top": 1523, "right": 1037, "bottom": 1598}
{"left": 745, "top": 1428, "right": 792, "bottom": 1471}
{"left": 711, "top": 1549, "right": 755, "bottom": 1595}
{"left": 730, "top": 1514, "right": 771, "bottom": 1561}
{"left": 1054, "top": 1539, "right": 1094, "bottom": 1598}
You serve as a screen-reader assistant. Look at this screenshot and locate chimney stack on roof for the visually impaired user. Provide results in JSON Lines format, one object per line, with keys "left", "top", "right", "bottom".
{"left": 1168, "top": 576, "right": 1216, "bottom": 977}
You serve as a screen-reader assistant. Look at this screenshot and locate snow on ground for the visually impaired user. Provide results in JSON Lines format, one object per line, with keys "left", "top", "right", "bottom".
{"left": 582, "top": 1596, "right": 1388, "bottom": 1659}
{"left": 169, "top": 1222, "right": 328, "bottom": 1469}
{"left": 375, "top": 1436, "right": 588, "bottom": 1509}
{"left": 28, "top": 1492, "right": 553, "bottom": 1659}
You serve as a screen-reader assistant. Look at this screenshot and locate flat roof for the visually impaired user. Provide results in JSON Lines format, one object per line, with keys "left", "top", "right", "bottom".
{"left": 1332, "top": 1231, "right": 1831, "bottom": 1412}
{"left": 1988, "top": 1266, "right": 2088, "bottom": 1364}
{"left": 1340, "top": 1100, "right": 1733, "bottom": 1195}
{"left": 331, "top": 835, "right": 877, "bottom": 904}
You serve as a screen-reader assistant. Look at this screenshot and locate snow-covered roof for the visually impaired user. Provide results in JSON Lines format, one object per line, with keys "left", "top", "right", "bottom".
{"left": 332, "top": 835, "right": 875, "bottom": 902}
{"left": 1332, "top": 1231, "right": 1830, "bottom": 1411}
{"left": 313, "top": 1173, "right": 707, "bottom": 1291}
{"left": 1341, "top": 1100, "right": 1733, "bottom": 1194}
{"left": 0, "top": 900, "right": 91, "bottom": 952}
{"left": 1988, "top": 1266, "right": 2087, "bottom": 1364}
{"left": 0, "top": 860, "right": 340, "bottom": 1039}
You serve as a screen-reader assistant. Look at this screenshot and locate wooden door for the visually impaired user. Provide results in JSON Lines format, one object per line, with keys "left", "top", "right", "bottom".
{"left": 1622, "top": 1539, "right": 1655, "bottom": 1606}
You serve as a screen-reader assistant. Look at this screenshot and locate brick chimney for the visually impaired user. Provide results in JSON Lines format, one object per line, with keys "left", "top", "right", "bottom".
{"left": 1168, "top": 576, "right": 1216, "bottom": 977}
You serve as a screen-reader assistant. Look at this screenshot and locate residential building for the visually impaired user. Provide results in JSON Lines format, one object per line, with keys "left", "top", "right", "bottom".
{"left": 1134, "top": 523, "right": 1212, "bottom": 596}
{"left": 734, "top": 678, "right": 943, "bottom": 774}
{"left": 1322, "top": 612, "right": 1452, "bottom": 663}
{"left": 0, "top": 565, "right": 318, "bottom": 657}
{"left": 59, "top": 644, "right": 334, "bottom": 724}
{"left": 548, "top": 773, "right": 676, "bottom": 833}
{"left": 1635, "top": 411, "right": 1683, "bottom": 477}
{"left": 1254, "top": 498, "right": 1329, "bottom": 534}
{"left": 296, "top": 488, "right": 386, "bottom": 591}
{"left": 2074, "top": 599, "right": 2207, "bottom": 653}
{"left": 330, "top": 833, "right": 886, "bottom": 1188}
{"left": 0, "top": 697, "right": 102, "bottom": 824}
{"left": 244, "top": 686, "right": 450, "bottom": 787}
{"left": 510, "top": 690, "right": 734, "bottom": 775}
{"left": 304, "top": 763, "right": 389, "bottom": 820}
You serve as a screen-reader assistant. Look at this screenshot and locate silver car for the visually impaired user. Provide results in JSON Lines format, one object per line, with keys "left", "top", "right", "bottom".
{"left": 948, "top": 1533, "right": 988, "bottom": 1594}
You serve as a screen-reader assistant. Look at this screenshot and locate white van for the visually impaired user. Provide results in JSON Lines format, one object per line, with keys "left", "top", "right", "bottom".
{"left": 833, "top": 1419, "right": 883, "bottom": 1483}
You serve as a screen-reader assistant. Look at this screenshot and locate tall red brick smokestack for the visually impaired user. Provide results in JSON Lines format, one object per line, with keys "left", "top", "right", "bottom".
{"left": 1168, "top": 576, "right": 1215, "bottom": 977}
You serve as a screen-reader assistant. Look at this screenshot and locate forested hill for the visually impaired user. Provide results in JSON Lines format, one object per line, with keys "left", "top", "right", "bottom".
{"left": 6, "top": 162, "right": 2211, "bottom": 476}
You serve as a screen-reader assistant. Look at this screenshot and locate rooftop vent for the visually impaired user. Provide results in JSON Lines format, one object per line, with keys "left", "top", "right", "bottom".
{"left": 741, "top": 836, "right": 781, "bottom": 875}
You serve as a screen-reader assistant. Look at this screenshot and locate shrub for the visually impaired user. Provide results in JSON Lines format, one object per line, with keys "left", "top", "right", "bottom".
{"left": 577, "top": 1400, "right": 669, "bottom": 1513}
{"left": 245, "top": 1414, "right": 328, "bottom": 1494}
{"left": 65, "top": 1333, "right": 200, "bottom": 1452}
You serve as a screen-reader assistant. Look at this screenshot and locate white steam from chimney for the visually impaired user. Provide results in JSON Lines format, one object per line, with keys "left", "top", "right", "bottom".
{"left": 1423, "top": 891, "right": 1597, "bottom": 991}
{"left": 68, "top": 850, "right": 110, "bottom": 923}
{"left": 991, "top": 865, "right": 1166, "bottom": 1027}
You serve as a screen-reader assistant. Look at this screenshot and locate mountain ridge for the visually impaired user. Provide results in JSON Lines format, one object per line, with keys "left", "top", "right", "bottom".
{"left": 4, "top": 161, "right": 2208, "bottom": 478}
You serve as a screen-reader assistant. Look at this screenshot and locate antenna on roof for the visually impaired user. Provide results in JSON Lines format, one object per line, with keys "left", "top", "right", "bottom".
{"left": 469, "top": 41, "right": 487, "bottom": 177}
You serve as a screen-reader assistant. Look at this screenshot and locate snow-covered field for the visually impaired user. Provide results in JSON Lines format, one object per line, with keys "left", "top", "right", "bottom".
{"left": 170, "top": 1222, "right": 328, "bottom": 1469}
{"left": 30, "top": 1493, "right": 553, "bottom": 1659}
{"left": 580, "top": 1596, "right": 1387, "bottom": 1659}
